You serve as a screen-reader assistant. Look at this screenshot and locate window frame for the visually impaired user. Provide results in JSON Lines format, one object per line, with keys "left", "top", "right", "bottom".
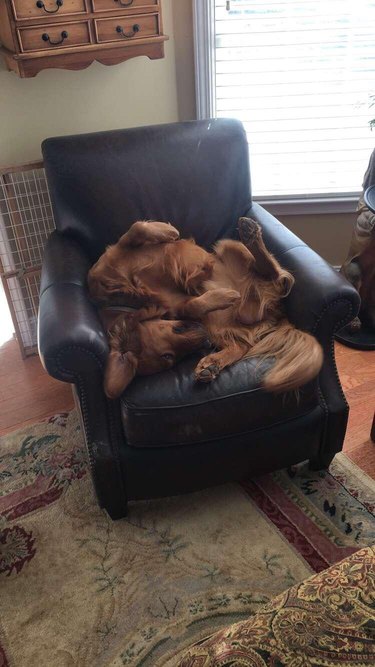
{"left": 192, "top": 0, "right": 362, "bottom": 215}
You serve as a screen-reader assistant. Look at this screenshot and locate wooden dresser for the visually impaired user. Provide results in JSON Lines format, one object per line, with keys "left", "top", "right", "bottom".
{"left": 0, "top": 0, "right": 167, "bottom": 77}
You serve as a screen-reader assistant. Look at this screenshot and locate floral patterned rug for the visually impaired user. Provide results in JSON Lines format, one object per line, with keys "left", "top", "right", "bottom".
{"left": 0, "top": 411, "right": 374, "bottom": 667}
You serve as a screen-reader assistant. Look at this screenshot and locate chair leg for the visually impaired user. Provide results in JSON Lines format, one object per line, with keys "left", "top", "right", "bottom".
{"left": 106, "top": 502, "right": 128, "bottom": 520}
{"left": 309, "top": 452, "right": 336, "bottom": 471}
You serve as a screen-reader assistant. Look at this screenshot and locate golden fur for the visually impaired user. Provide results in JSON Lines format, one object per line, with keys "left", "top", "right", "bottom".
{"left": 88, "top": 219, "right": 323, "bottom": 398}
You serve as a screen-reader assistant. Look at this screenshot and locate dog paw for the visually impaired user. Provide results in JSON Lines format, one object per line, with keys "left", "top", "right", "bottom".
{"left": 206, "top": 288, "right": 241, "bottom": 311}
{"left": 149, "top": 221, "right": 180, "bottom": 242}
{"left": 161, "top": 224, "right": 180, "bottom": 242}
{"left": 195, "top": 362, "right": 220, "bottom": 383}
{"left": 238, "top": 217, "right": 262, "bottom": 245}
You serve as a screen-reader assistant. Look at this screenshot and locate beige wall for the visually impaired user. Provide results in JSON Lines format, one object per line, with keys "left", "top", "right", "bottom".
{"left": 0, "top": 0, "right": 356, "bottom": 265}
{"left": 278, "top": 213, "right": 355, "bottom": 267}
{"left": 0, "top": 0, "right": 179, "bottom": 167}
{"left": 172, "top": 0, "right": 196, "bottom": 120}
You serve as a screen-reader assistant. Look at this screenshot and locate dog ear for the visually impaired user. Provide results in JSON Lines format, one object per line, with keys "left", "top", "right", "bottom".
{"left": 278, "top": 271, "right": 295, "bottom": 297}
{"left": 108, "top": 315, "right": 141, "bottom": 351}
{"left": 104, "top": 350, "right": 138, "bottom": 399}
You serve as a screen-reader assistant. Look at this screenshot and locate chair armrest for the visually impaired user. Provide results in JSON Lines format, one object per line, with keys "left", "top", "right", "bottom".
{"left": 246, "top": 204, "right": 360, "bottom": 465}
{"left": 38, "top": 232, "right": 127, "bottom": 518}
{"left": 247, "top": 203, "right": 360, "bottom": 338}
{"left": 38, "top": 231, "right": 108, "bottom": 383}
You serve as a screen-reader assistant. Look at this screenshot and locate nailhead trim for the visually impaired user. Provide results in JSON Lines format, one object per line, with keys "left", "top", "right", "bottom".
{"left": 54, "top": 345, "right": 126, "bottom": 512}
{"left": 313, "top": 297, "right": 355, "bottom": 464}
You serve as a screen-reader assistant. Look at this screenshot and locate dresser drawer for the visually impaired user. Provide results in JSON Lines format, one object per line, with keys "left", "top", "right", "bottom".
{"left": 18, "top": 20, "right": 91, "bottom": 51}
{"left": 95, "top": 13, "right": 158, "bottom": 43}
{"left": 92, "top": 0, "right": 157, "bottom": 12}
{"left": 12, "top": 0, "right": 86, "bottom": 20}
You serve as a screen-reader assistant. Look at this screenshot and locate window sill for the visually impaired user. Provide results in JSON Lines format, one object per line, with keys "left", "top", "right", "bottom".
{"left": 254, "top": 194, "right": 360, "bottom": 216}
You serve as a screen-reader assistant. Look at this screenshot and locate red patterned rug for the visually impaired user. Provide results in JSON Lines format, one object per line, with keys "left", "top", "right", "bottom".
{"left": 0, "top": 411, "right": 374, "bottom": 666}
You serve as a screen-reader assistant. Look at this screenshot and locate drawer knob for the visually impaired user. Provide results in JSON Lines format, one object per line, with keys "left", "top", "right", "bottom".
{"left": 114, "top": 0, "right": 134, "bottom": 5}
{"left": 116, "top": 24, "right": 140, "bottom": 39}
{"left": 42, "top": 30, "right": 68, "bottom": 45}
{"left": 36, "top": 0, "right": 63, "bottom": 13}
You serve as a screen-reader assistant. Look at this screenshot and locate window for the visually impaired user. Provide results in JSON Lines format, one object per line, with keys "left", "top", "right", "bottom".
{"left": 194, "top": 0, "right": 375, "bottom": 202}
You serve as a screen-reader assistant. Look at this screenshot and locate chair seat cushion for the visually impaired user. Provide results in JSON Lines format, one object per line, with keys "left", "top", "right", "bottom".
{"left": 120, "top": 354, "right": 319, "bottom": 448}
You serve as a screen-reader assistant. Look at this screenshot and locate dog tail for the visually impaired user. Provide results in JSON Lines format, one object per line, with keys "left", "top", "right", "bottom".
{"left": 249, "top": 321, "right": 323, "bottom": 393}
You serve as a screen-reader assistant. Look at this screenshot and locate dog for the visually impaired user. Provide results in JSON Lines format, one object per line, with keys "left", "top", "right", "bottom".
{"left": 98, "top": 304, "right": 210, "bottom": 399}
{"left": 88, "top": 218, "right": 323, "bottom": 398}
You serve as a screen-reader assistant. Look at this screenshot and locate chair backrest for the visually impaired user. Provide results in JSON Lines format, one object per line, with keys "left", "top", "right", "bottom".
{"left": 42, "top": 119, "right": 252, "bottom": 260}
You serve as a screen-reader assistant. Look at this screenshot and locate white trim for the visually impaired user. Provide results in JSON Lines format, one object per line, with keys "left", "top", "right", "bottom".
{"left": 193, "top": 0, "right": 216, "bottom": 119}
{"left": 254, "top": 194, "right": 360, "bottom": 216}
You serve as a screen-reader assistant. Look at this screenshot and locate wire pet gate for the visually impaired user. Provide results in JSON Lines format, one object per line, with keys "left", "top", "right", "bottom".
{"left": 0, "top": 162, "right": 55, "bottom": 357}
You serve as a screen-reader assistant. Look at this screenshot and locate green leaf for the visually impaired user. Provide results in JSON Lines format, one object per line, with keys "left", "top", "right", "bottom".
{"left": 19, "top": 434, "right": 60, "bottom": 457}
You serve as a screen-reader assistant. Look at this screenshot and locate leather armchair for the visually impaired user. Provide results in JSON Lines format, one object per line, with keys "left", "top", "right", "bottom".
{"left": 38, "top": 119, "right": 359, "bottom": 519}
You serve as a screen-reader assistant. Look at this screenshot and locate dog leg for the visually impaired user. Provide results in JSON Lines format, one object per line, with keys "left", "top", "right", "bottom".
{"left": 195, "top": 344, "right": 246, "bottom": 382}
{"left": 178, "top": 288, "right": 241, "bottom": 319}
{"left": 119, "top": 221, "right": 180, "bottom": 247}
{"left": 238, "top": 217, "right": 282, "bottom": 280}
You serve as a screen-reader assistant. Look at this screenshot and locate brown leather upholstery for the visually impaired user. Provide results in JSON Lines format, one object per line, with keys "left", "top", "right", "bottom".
{"left": 121, "top": 355, "right": 318, "bottom": 448}
{"left": 41, "top": 119, "right": 251, "bottom": 259}
{"left": 38, "top": 119, "right": 360, "bottom": 518}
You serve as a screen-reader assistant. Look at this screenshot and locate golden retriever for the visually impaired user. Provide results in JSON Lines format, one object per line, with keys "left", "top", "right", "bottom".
{"left": 88, "top": 218, "right": 323, "bottom": 398}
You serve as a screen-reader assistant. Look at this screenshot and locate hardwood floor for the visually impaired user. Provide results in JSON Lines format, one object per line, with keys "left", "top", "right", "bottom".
{"left": 335, "top": 342, "right": 375, "bottom": 478}
{"left": 0, "top": 337, "right": 74, "bottom": 437}
{"left": 0, "top": 337, "right": 374, "bottom": 478}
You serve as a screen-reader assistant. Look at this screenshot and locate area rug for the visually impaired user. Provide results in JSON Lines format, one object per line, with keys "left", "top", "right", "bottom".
{"left": 0, "top": 411, "right": 374, "bottom": 667}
